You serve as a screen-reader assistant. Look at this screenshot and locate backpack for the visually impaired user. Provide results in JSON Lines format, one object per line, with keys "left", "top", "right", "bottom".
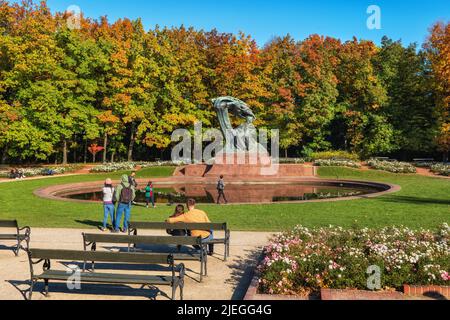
{"left": 217, "top": 180, "right": 225, "bottom": 191}
{"left": 119, "top": 183, "right": 133, "bottom": 203}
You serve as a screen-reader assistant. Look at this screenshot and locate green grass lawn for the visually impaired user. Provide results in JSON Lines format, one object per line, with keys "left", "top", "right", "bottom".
{"left": 0, "top": 166, "right": 448, "bottom": 231}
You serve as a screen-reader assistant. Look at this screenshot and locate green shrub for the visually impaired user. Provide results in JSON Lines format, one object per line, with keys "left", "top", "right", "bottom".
{"left": 311, "top": 151, "right": 360, "bottom": 162}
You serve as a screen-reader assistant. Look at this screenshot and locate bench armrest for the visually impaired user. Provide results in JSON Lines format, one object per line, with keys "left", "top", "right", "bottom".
{"left": 19, "top": 226, "right": 31, "bottom": 235}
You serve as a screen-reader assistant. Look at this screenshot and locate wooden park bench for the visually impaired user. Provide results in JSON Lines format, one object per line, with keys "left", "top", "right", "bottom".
{"left": 128, "top": 221, "right": 231, "bottom": 261}
{"left": 27, "top": 249, "right": 185, "bottom": 300}
{"left": 0, "top": 220, "right": 30, "bottom": 256}
{"left": 413, "top": 158, "right": 435, "bottom": 163}
{"left": 82, "top": 233, "right": 208, "bottom": 282}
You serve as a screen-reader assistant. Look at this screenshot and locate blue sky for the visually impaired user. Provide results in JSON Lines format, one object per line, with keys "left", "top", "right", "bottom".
{"left": 42, "top": 0, "right": 449, "bottom": 46}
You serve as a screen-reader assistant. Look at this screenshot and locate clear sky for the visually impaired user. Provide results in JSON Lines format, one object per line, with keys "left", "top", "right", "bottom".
{"left": 41, "top": 0, "right": 450, "bottom": 46}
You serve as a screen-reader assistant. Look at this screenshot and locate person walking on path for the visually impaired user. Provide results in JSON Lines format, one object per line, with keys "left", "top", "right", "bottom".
{"left": 145, "top": 181, "right": 156, "bottom": 208}
{"left": 114, "top": 174, "right": 136, "bottom": 233}
{"left": 216, "top": 175, "right": 228, "bottom": 204}
{"left": 129, "top": 171, "right": 138, "bottom": 205}
{"left": 167, "top": 199, "right": 215, "bottom": 255}
{"left": 100, "top": 178, "right": 115, "bottom": 231}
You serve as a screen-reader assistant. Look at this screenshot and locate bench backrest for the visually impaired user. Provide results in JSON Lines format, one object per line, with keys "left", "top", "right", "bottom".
{"left": 28, "top": 248, "right": 174, "bottom": 265}
{"left": 0, "top": 220, "right": 18, "bottom": 229}
{"left": 129, "top": 221, "right": 228, "bottom": 231}
{"left": 83, "top": 233, "right": 202, "bottom": 246}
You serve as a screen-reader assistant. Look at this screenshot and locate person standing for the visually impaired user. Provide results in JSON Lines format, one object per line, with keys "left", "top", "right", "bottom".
{"left": 100, "top": 178, "right": 115, "bottom": 232}
{"left": 145, "top": 181, "right": 156, "bottom": 208}
{"left": 114, "top": 174, "right": 136, "bottom": 233}
{"left": 129, "top": 171, "right": 138, "bottom": 188}
{"left": 167, "top": 199, "right": 215, "bottom": 255}
{"left": 216, "top": 175, "right": 228, "bottom": 204}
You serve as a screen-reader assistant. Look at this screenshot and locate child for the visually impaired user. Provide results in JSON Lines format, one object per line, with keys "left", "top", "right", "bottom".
{"left": 145, "top": 181, "right": 156, "bottom": 208}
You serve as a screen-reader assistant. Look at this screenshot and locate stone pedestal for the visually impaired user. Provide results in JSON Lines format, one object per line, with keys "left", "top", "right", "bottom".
{"left": 175, "top": 162, "right": 316, "bottom": 178}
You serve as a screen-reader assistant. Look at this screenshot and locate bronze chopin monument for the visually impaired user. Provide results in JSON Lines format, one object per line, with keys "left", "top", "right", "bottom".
{"left": 212, "top": 96, "right": 267, "bottom": 156}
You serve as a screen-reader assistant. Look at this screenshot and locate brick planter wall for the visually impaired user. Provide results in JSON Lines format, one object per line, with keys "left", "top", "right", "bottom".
{"left": 321, "top": 289, "right": 405, "bottom": 300}
{"left": 404, "top": 285, "right": 450, "bottom": 299}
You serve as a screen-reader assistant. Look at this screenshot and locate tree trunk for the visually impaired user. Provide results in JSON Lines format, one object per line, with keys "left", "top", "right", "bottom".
{"left": 103, "top": 133, "right": 108, "bottom": 163}
{"left": 444, "top": 151, "right": 449, "bottom": 163}
{"left": 285, "top": 149, "right": 288, "bottom": 159}
{"left": 127, "top": 123, "right": 136, "bottom": 162}
{"left": 62, "top": 139, "right": 68, "bottom": 165}
{"left": 83, "top": 140, "right": 88, "bottom": 164}
{"left": 111, "top": 151, "right": 116, "bottom": 163}
{"left": 1, "top": 146, "right": 8, "bottom": 164}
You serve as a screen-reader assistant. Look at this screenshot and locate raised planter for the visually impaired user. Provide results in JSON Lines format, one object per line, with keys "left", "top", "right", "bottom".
{"left": 321, "top": 289, "right": 405, "bottom": 301}
{"left": 244, "top": 266, "right": 449, "bottom": 300}
{"left": 404, "top": 285, "right": 449, "bottom": 299}
{"left": 244, "top": 272, "right": 318, "bottom": 301}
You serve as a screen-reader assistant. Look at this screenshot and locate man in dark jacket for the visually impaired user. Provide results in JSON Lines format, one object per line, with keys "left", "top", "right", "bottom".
{"left": 114, "top": 174, "right": 136, "bottom": 233}
{"left": 216, "top": 175, "right": 228, "bottom": 204}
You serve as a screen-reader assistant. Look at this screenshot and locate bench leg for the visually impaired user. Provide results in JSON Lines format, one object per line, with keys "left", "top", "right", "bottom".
{"left": 28, "top": 279, "right": 36, "bottom": 300}
{"left": 180, "top": 284, "right": 184, "bottom": 301}
{"left": 204, "top": 251, "right": 208, "bottom": 277}
{"left": 171, "top": 284, "right": 177, "bottom": 301}
{"left": 44, "top": 279, "right": 49, "bottom": 297}
{"left": 15, "top": 241, "right": 20, "bottom": 256}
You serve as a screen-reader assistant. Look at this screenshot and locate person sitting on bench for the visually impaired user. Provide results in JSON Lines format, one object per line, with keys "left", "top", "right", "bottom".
{"left": 166, "top": 199, "right": 214, "bottom": 256}
{"left": 167, "top": 205, "right": 188, "bottom": 237}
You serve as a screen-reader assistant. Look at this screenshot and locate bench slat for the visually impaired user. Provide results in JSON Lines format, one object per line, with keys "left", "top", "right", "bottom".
{"left": 0, "top": 234, "right": 27, "bottom": 240}
{"left": 29, "top": 249, "right": 172, "bottom": 265}
{"left": 129, "top": 222, "right": 227, "bottom": 231}
{"left": 0, "top": 220, "right": 18, "bottom": 228}
{"left": 35, "top": 270, "right": 176, "bottom": 285}
{"left": 83, "top": 234, "right": 202, "bottom": 246}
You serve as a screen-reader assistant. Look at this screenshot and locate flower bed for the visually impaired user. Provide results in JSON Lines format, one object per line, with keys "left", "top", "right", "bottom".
{"left": 431, "top": 164, "right": 450, "bottom": 177}
{"left": 314, "top": 159, "right": 361, "bottom": 169}
{"left": 258, "top": 224, "right": 449, "bottom": 297}
{"left": 89, "top": 162, "right": 137, "bottom": 173}
{"left": 0, "top": 165, "right": 80, "bottom": 178}
{"left": 368, "top": 160, "right": 417, "bottom": 174}
{"left": 89, "top": 161, "right": 187, "bottom": 173}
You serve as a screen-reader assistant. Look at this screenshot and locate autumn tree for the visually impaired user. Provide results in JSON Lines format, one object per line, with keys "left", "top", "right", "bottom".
{"left": 335, "top": 38, "right": 393, "bottom": 157}
{"left": 425, "top": 22, "right": 450, "bottom": 162}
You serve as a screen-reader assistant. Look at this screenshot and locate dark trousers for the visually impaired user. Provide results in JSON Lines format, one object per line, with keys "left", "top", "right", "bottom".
{"left": 217, "top": 190, "right": 228, "bottom": 204}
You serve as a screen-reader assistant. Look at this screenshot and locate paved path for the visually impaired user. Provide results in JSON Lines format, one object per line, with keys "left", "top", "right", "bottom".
{"left": 416, "top": 167, "right": 450, "bottom": 179}
{"left": 0, "top": 228, "right": 272, "bottom": 301}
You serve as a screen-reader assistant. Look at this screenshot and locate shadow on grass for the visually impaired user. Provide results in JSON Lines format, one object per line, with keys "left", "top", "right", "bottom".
{"left": 75, "top": 220, "right": 101, "bottom": 228}
{"left": 379, "top": 196, "right": 450, "bottom": 206}
{"left": 8, "top": 280, "right": 168, "bottom": 300}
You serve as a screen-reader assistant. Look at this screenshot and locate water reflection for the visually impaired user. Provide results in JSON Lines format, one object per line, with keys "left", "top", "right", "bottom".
{"left": 64, "top": 183, "right": 382, "bottom": 204}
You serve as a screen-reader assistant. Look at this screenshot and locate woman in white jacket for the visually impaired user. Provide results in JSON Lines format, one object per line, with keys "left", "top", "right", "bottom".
{"left": 100, "top": 178, "right": 115, "bottom": 231}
